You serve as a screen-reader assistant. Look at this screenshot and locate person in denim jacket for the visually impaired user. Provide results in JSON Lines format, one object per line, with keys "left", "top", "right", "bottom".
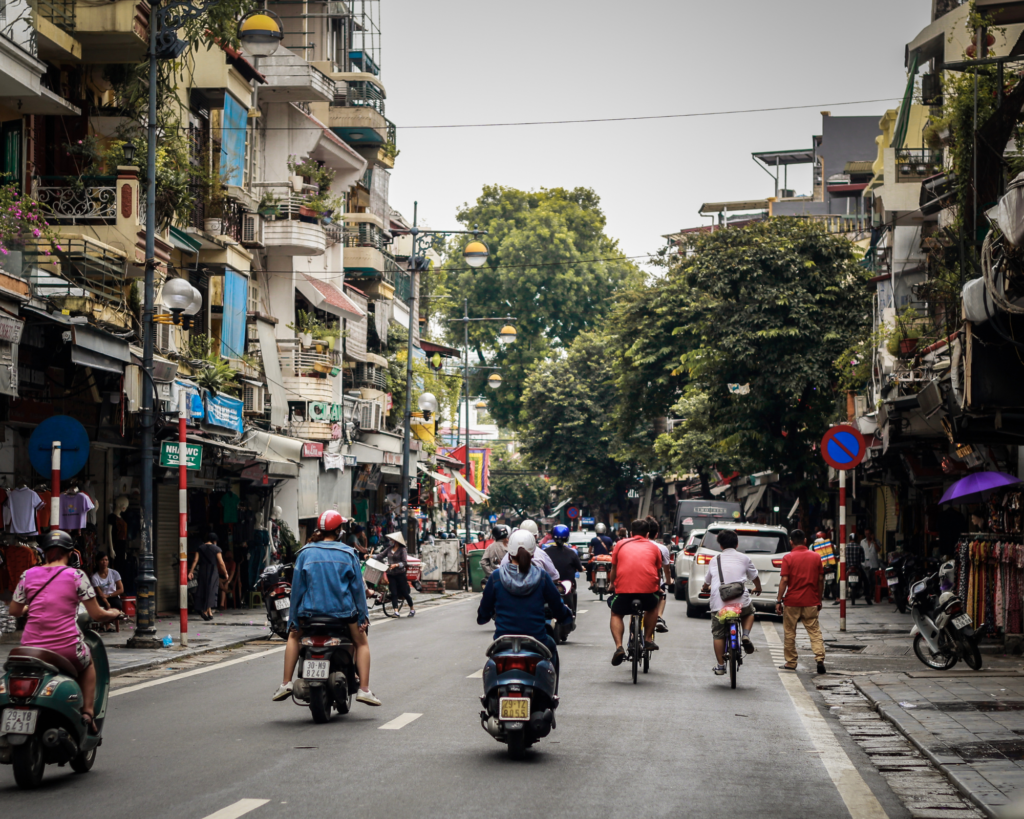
{"left": 272, "top": 510, "right": 380, "bottom": 706}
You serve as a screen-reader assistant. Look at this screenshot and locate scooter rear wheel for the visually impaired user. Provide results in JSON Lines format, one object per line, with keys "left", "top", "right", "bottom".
{"left": 309, "top": 685, "right": 333, "bottom": 724}
{"left": 959, "top": 634, "right": 983, "bottom": 671}
{"left": 70, "top": 745, "right": 96, "bottom": 773}
{"left": 913, "top": 632, "right": 958, "bottom": 670}
{"left": 507, "top": 731, "right": 527, "bottom": 760}
{"left": 12, "top": 736, "right": 45, "bottom": 789}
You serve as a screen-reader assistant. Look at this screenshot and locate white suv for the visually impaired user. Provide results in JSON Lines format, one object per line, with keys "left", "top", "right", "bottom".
{"left": 684, "top": 524, "right": 791, "bottom": 618}
{"left": 672, "top": 529, "right": 706, "bottom": 600}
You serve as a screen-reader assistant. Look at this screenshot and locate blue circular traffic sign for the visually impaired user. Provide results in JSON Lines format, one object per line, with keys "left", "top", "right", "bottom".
{"left": 29, "top": 415, "right": 90, "bottom": 480}
{"left": 821, "top": 425, "right": 866, "bottom": 471}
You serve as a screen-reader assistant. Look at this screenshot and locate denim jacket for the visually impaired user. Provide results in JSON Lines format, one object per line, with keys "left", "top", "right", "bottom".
{"left": 288, "top": 540, "right": 369, "bottom": 629}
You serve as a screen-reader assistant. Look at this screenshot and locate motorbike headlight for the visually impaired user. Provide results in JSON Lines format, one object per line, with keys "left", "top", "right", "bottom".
{"left": 911, "top": 581, "right": 927, "bottom": 597}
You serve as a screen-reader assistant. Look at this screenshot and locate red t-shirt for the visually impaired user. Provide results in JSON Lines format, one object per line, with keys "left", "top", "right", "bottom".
{"left": 611, "top": 536, "right": 663, "bottom": 593}
{"left": 780, "top": 545, "right": 824, "bottom": 607}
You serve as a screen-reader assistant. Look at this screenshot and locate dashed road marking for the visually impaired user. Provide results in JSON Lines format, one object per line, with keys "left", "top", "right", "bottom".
{"left": 201, "top": 799, "right": 270, "bottom": 819}
{"left": 577, "top": 609, "right": 588, "bottom": 614}
{"left": 762, "top": 622, "right": 889, "bottom": 818}
{"left": 379, "top": 712, "right": 422, "bottom": 730}
{"left": 467, "top": 668, "right": 483, "bottom": 678}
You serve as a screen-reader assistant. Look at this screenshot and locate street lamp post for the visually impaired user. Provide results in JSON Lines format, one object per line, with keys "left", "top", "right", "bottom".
{"left": 130, "top": 5, "right": 280, "bottom": 647}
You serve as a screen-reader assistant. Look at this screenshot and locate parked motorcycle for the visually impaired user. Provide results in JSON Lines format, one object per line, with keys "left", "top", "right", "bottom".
{"left": 909, "top": 560, "right": 983, "bottom": 671}
{"left": 0, "top": 618, "right": 110, "bottom": 788}
{"left": 479, "top": 634, "right": 558, "bottom": 760}
{"left": 887, "top": 553, "right": 934, "bottom": 613}
{"left": 591, "top": 555, "right": 612, "bottom": 601}
{"left": 290, "top": 616, "right": 359, "bottom": 723}
{"left": 259, "top": 562, "right": 293, "bottom": 639}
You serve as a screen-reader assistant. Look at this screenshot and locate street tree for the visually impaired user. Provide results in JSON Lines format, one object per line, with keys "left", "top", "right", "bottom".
{"left": 442, "top": 186, "right": 641, "bottom": 428}
{"left": 480, "top": 447, "right": 550, "bottom": 520}
{"left": 519, "top": 332, "right": 644, "bottom": 515}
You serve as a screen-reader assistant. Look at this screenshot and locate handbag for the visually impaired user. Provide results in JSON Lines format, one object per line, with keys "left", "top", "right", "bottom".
{"left": 717, "top": 555, "right": 745, "bottom": 602}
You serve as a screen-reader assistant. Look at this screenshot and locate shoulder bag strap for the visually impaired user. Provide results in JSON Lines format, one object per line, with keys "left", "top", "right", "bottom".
{"left": 717, "top": 554, "right": 725, "bottom": 583}
{"left": 25, "top": 567, "right": 71, "bottom": 607}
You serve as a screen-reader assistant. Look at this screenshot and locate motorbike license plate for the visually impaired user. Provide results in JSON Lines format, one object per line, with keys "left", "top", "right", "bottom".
{"left": 953, "top": 614, "right": 972, "bottom": 630}
{"left": 303, "top": 660, "right": 329, "bottom": 680}
{"left": 499, "top": 697, "right": 530, "bottom": 721}
{"left": 849, "top": 575, "right": 859, "bottom": 584}
{"left": 1, "top": 707, "right": 38, "bottom": 735}
{"left": 887, "top": 577, "right": 899, "bottom": 586}
{"left": 274, "top": 597, "right": 290, "bottom": 611}
{"left": 825, "top": 572, "right": 835, "bottom": 582}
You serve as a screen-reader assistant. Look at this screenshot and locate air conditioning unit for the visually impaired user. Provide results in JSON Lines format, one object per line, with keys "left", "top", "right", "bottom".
{"left": 243, "top": 383, "right": 265, "bottom": 414}
{"left": 242, "top": 213, "right": 264, "bottom": 248}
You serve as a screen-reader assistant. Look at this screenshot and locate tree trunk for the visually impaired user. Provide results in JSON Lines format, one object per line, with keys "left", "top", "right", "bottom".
{"left": 698, "top": 470, "right": 712, "bottom": 500}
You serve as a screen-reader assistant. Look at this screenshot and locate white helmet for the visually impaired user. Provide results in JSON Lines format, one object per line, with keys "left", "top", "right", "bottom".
{"left": 506, "top": 529, "right": 537, "bottom": 557}
{"left": 595, "top": 523, "right": 607, "bottom": 534}
{"left": 519, "top": 520, "right": 540, "bottom": 540}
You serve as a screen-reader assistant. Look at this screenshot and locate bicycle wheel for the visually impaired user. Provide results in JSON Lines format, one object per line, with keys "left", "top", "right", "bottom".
{"left": 630, "top": 615, "right": 640, "bottom": 684}
{"left": 381, "top": 596, "right": 404, "bottom": 618}
{"left": 729, "top": 649, "right": 737, "bottom": 689}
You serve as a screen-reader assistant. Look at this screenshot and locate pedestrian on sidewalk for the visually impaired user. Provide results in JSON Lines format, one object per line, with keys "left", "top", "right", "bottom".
{"left": 860, "top": 529, "right": 881, "bottom": 605}
{"left": 776, "top": 529, "right": 827, "bottom": 674}
{"left": 844, "top": 537, "right": 867, "bottom": 606}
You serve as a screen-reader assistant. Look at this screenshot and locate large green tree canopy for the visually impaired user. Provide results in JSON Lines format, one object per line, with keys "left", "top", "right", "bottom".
{"left": 442, "top": 186, "right": 640, "bottom": 428}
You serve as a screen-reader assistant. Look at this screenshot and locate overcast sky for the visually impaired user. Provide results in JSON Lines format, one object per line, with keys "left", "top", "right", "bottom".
{"left": 382, "top": 0, "right": 932, "bottom": 265}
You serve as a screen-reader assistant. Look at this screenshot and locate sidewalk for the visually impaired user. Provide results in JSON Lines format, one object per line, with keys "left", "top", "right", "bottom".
{"left": 0, "top": 589, "right": 471, "bottom": 677}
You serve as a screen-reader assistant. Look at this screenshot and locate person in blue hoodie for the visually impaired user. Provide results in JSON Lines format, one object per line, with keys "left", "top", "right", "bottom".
{"left": 478, "top": 529, "right": 574, "bottom": 682}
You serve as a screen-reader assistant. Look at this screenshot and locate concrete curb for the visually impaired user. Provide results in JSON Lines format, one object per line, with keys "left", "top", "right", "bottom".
{"left": 852, "top": 679, "right": 1007, "bottom": 818}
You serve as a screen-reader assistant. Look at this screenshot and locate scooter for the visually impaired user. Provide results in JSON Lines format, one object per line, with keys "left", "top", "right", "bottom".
{"left": 550, "top": 580, "right": 576, "bottom": 644}
{"left": 909, "top": 560, "right": 983, "bottom": 671}
{"left": 0, "top": 619, "right": 109, "bottom": 788}
{"left": 479, "top": 634, "right": 558, "bottom": 760}
{"left": 591, "top": 555, "right": 612, "bottom": 601}
{"left": 258, "top": 562, "right": 292, "bottom": 640}
{"left": 290, "top": 616, "right": 358, "bottom": 723}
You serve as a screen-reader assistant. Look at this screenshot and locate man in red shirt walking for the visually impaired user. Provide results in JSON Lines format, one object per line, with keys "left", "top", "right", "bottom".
{"left": 608, "top": 519, "right": 664, "bottom": 666}
{"left": 775, "top": 529, "right": 827, "bottom": 674}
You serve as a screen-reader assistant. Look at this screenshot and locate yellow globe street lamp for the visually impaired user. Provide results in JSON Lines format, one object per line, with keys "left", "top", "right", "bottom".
{"left": 487, "top": 373, "right": 502, "bottom": 389}
{"left": 463, "top": 240, "right": 489, "bottom": 269}
{"left": 498, "top": 324, "right": 516, "bottom": 345}
{"left": 238, "top": 10, "right": 285, "bottom": 58}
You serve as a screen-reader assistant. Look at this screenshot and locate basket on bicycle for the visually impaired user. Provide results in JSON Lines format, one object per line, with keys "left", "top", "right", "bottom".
{"left": 363, "top": 558, "right": 389, "bottom": 585}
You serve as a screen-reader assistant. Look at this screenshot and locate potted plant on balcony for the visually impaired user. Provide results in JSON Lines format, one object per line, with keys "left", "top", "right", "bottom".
{"left": 287, "top": 309, "right": 319, "bottom": 347}
{"left": 257, "top": 192, "right": 280, "bottom": 220}
{"left": 313, "top": 322, "right": 342, "bottom": 351}
{"left": 0, "top": 185, "right": 60, "bottom": 275}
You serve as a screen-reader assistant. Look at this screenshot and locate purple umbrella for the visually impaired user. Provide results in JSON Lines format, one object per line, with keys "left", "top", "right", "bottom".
{"left": 939, "top": 471, "right": 1023, "bottom": 505}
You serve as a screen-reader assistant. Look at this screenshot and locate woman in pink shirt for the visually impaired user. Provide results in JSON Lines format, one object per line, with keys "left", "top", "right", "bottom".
{"left": 7, "top": 531, "right": 121, "bottom": 732}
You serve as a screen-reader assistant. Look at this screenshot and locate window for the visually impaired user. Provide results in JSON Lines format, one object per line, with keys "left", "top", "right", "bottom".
{"left": 700, "top": 529, "right": 789, "bottom": 554}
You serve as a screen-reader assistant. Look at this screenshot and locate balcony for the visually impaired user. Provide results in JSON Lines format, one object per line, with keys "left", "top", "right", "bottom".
{"left": 34, "top": 177, "right": 118, "bottom": 224}
{"left": 30, "top": 0, "right": 75, "bottom": 33}
{"left": 794, "top": 214, "right": 872, "bottom": 238}
{"left": 328, "top": 106, "right": 387, "bottom": 146}
{"left": 278, "top": 340, "right": 340, "bottom": 403}
{"left": 73, "top": 0, "right": 149, "bottom": 61}
{"left": 343, "top": 245, "right": 400, "bottom": 287}
{"left": 257, "top": 51, "right": 335, "bottom": 103}
{"left": 895, "top": 149, "right": 942, "bottom": 181}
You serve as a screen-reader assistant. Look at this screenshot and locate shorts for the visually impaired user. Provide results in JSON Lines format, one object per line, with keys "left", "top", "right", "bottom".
{"left": 610, "top": 593, "right": 662, "bottom": 617}
{"left": 711, "top": 604, "right": 755, "bottom": 639}
{"left": 52, "top": 632, "right": 91, "bottom": 673}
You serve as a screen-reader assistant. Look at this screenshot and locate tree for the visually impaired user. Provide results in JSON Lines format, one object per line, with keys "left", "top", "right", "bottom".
{"left": 481, "top": 447, "right": 550, "bottom": 519}
{"left": 442, "top": 186, "right": 641, "bottom": 428}
{"left": 519, "top": 332, "right": 644, "bottom": 515}
{"left": 656, "top": 218, "right": 870, "bottom": 506}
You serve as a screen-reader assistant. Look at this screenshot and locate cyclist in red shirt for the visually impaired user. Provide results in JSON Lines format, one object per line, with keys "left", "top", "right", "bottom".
{"left": 608, "top": 519, "right": 664, "bottom": 666}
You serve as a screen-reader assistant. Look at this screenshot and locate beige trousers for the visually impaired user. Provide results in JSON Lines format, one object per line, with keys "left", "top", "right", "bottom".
{"left": 782, "top": 606, "right": 826, "bottom": 666}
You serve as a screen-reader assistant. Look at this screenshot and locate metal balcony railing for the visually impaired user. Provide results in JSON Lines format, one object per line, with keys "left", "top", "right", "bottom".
{"left": 357, "top": 167, "right": 373, "bottom": 191}
{"left": 29, "top": 0, "right": 74, "bottom": 32}
{"left": 796, "top": 213, "right": 872, "bottom": 236}
{"left": 385, "top": 118, "right": 396, "bottom": 149}
{"left": 343, "top": 221, "right": 389, "bottom": 252}
{"left": 345, "top": 80, "right": 385, "bottom": 115}
{"left": 34, "top": 177, "right": 117, "bottom": 224}
{"left": 394, "top": 269, "right": 412, "bottom": 303}
{"left": 278, "top": 343, "right": 341, "bottom": 378}
{"left": 896, "top": 149, "right": 941, "bottom": 180}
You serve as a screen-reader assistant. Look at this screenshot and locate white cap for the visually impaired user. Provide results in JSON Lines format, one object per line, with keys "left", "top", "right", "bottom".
{"left": 507, "top": 529, "right": 537, "bottom": 557}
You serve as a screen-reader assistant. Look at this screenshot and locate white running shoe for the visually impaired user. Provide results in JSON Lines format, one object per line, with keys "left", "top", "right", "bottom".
{"left": 272, "top": 681, "right": 293, "bottom": 701}
{"left": 356, "top": 688, "right": 382, "bottom": 706}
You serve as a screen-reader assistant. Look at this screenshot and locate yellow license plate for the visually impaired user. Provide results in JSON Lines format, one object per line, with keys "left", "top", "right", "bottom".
{"left": 499, "top": 697, "right": 530, "bottom": 721}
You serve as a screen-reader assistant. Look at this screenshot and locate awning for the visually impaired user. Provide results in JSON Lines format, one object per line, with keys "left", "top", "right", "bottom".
{"left": 130, "top": 345, "right": 179, "bottom": 382}
{"left": 451, "top": 470, "right": 488, "bottom": 504}
{"left": 743, "top": 484, "right": 767, "bottom": 516}
{"left": 435, "top": 452, "right": 464, "bottom": 469}
{"left": 550, "top": 498, "right": 572, "bottom": 516}
{"left": 297, "top": 274, "right": 365, "bottom": 318}
{"left": 23, "top": 308, "right": 131, "bottom": 374}
{"left": 420, "top": 340, "right": 461, "bottom": 358}
{"left": 417, "top": 463, "right": 453, "bottom": 484}
{"left": 170, "top": 226, "right": 201, "bottom": 256}
{"left": 186, "top": 435, "right": 255, "bottom": 455}
{"left": 699, "top": 199, "right": 769, "bottom": 215}
{"left": 752, "top": 149, "right": 815, "bottom": 166}
{"left": 245, "top": 430, "right": 305, "bottom": 464}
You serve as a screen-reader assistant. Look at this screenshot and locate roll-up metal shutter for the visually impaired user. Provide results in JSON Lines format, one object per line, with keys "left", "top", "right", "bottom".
{"left": 155, "top": 483, "right": 181, "bottom": 612}
{"left": 298, "top": 461, "right": 319, "bottom": 520}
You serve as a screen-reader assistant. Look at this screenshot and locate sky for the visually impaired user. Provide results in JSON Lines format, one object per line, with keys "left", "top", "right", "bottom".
{"left": 381, "top": 0, "right": 933, "bottom": 266}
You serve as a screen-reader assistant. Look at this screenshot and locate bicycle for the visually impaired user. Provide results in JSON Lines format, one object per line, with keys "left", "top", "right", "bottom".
{"left": 624, "top": 598, "right": 652, "bottom": 684}
{"left": 724, "top": 615, "right": 743, "bottom": 689}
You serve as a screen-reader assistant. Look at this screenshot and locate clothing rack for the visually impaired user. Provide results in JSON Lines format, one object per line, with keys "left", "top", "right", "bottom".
{"left": 957, "top": 534, "right": 1024, "bottom": 638}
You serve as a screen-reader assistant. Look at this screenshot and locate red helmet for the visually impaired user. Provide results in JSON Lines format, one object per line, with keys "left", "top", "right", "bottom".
{"left": 318, "top": 510, "right": 345, "bottom": 532}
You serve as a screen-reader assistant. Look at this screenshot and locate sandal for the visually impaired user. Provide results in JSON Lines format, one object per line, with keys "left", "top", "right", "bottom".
{"left": 82, "top": 712, "right": 100, "bottom": 736}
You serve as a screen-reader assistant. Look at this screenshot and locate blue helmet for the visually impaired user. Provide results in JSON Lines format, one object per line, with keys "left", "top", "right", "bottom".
{"left": 553, "top": 524, "right": 570, "bottom": 541}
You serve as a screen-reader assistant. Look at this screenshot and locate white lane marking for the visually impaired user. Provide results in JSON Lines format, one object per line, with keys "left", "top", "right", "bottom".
{"left": 467, "top": 668, "right": 484, "bottom": 678}
{"left": 577, "top": 609, "right": 588, "bottom": 614}
{"left": 111, "top": 595, "right": 479, "bottom": 698}
{"left": 201, "top": 799, "right": 270, "bottom": 819}
{"left": 761, "top": 622, "right": 889, "bottom": 819}
{"left": 379, "top": 712, "right": 422, "bottom": 730}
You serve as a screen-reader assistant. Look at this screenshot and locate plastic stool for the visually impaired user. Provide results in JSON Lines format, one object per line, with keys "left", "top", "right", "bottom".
{"left": 248, "top": 591, "right": 263, "bottom": 609}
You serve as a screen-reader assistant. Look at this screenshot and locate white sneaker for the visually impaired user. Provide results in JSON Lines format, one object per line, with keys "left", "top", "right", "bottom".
{"left": 272, "top": 681, "right": 293, "bottom": 701}
{"left": 356, "top": 688, "right": 382, "bottom": 706}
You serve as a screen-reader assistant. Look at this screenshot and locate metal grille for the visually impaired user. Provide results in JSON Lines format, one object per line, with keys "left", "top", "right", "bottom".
{"left": 353, "top": 362, "right": 386, "bottom": 390}
{"left": 29, "top": 0, "right": 74, "bottom": 32}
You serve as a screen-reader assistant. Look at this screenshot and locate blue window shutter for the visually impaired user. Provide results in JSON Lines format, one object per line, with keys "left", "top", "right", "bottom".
{"left": 220, "top": 269, "right": 248, "bottom": 359}
{"left": 220, "top": 95, "right": 247, "bottom": 187}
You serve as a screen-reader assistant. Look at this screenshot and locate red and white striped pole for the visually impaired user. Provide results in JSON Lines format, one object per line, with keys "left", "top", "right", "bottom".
{"left": 178, "top": 390, "right": 188, "bottom": 647}
{"left": 839, "top": 468, "right": 847, "bottom": 632}
{"left": 50, "top": 442, "right": 61, "bottom": 531}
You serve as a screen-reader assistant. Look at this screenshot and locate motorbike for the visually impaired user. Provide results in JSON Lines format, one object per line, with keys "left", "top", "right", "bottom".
{"left": 290, "top": 616, "right": 359, "bottom": 723}
{"left": 590, "top": 556, "right": 612, "bottom": 601}
{"left": 887, "top": 553, "right": 937, "bottom": 614}
{"left": 259, "top": 562, "right": 293, "bottom": 639}
{"left": 547, "top": 580, "right": 576, "bottom": 644}
{"left": 406, "top": 556, "right": 424, "bottom": 593}
{"left": 909, "top": 560, "right": 983, "bottom": 671}
{"left": 479, "top": 634, "right": 558, "bottom": 760}
{"left": 0, "top": 616, "right": 110, "bottom": 788}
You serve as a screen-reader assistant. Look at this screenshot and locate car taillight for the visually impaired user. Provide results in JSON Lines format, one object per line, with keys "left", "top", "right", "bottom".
{"left": 772, "top": 559, "right": 784, "bottom": 568}
{"left": 696, "top": 554, "right": 713, "bottom": 565}
{"left": 10, "top": 677, "right": 40, "bottom": 698}
{"left": 495, "top": 656, "right": 539, "bottom": 675}
{"left": 669, "top": 554, "right": 675, "bottom": 564}
{"left": 673, "top": 536, "right": 679, "bottom": 546}
{"left": 301, "top": 636, "right": 340, "bottom": 647}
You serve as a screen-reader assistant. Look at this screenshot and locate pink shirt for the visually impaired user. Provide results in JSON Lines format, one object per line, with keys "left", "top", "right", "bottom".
{"left": 13, "top": 566, "right": 95, "bottom": 653}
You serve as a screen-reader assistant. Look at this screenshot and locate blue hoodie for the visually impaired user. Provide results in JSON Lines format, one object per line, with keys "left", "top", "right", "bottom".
{"left": 477, "top": 561, "right": 572, "bottom": 644}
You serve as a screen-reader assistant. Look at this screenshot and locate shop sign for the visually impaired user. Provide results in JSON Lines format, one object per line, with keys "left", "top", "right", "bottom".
{"left": 343, "top": 454, "right": 358, "bottom": 467}
{"left": 240, "top": 462, "right": 266, "bottom": 481}
{"left": 302, "top": 442, "right": 324, "bottom": 458}
{"left": 205, "top": 393, "right": 244, "bottom": 432}
{"left": 581, "top": 516, "right": 595, "bottom": 525}
{"left": 309, "top": 401, "right": 346, "bottom": 422}
{"left": 383, "top": 452, "right": 402, "bottom": 466}
{"left": 0, "top": 314, "right": 25, "bottom": 344}
{"left": 159, "top": 441, "right": 202, "bottom": 470}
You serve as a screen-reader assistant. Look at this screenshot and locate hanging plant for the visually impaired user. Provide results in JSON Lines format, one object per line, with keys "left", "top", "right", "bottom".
{"left": 0, "top": 185, "right": 62, "bottom": 270}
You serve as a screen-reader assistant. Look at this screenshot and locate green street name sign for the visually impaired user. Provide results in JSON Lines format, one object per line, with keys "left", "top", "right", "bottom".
{"left": 159, "top": 441, "right": 203, "bottom": 470}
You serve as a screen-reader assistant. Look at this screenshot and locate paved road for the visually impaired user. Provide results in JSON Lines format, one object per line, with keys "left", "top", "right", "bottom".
{"left": 1, "top": 589, "right": 914, "bottom": 818}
